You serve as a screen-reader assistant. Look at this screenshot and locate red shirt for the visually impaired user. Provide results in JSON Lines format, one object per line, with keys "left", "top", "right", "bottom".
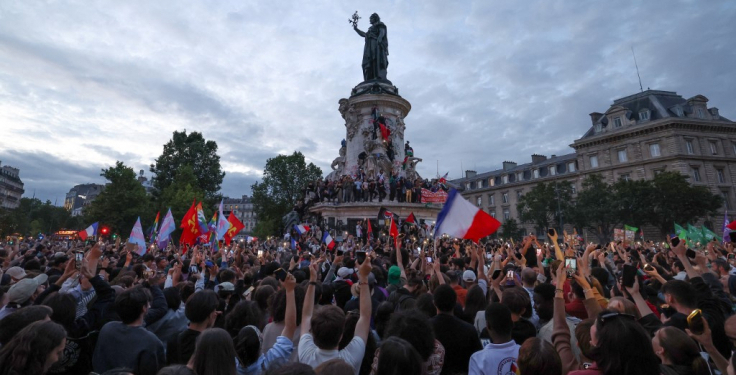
{"left": 453, "top": 285, "right": 468, "bottom": 307}
{"left": 565, "top": 298, "right": 588, "bottom": 320}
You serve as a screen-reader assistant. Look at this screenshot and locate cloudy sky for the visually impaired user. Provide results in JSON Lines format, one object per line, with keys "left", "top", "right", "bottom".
{"left": 1, "top": 0, "right": 735, "bottom": 203}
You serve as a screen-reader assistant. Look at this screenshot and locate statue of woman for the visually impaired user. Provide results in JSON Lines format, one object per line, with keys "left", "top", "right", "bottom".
{"left": 353, "top": 13, "right": 389, "bottom": 81}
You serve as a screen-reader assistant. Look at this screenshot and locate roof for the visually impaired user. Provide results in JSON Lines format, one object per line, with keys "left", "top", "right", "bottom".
{"left": 451, "top": 153, "right": 577, "bottom": 185}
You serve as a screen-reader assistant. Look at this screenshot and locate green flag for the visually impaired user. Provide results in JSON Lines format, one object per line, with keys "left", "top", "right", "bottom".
{"left": 687, "top": 224, "right": 704, "bottom": 245}
{"left": 702, "top": 226, "right": 718, "bottom": 242}
{"left": 674, "top": 223, "right": 688, "bottom": 239}
{"left": 624, "top": 225, "right": 638, "bottom": 232}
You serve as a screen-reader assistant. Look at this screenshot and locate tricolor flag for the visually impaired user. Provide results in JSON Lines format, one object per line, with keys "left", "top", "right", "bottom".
{"left": 294, "top": 224, "right": 311, "bottom": 236}
{"left": 322, "top": 230, "right": 335, "bottom": 250}
{"left": 78, "top": 222, "right": 98, "bottom": 240}
{"left": 216, "top": 199, "right": 232, "bottom": 240}
{"left": 128, "top": 217, "right": 147, "bottom": 255}
{"left": 157, "top": 209, "right": 176, "bottom": 248}
{"left": 724, "top": 211, "right": 731, "bottom": 243}
{"left": 433, "top": 189, "right": 501, "bottom": 243}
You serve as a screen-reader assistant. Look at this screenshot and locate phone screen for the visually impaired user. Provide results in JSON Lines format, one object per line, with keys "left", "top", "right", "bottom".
{"left": 622, "top": 264, "right": 637, "bottom": 288}
{"left": 75, "top": 251, "right": 84, "bottom": 269}
{"left": 426, "top": 256, "right": 433, "bottom": 263}
{"left": 564, "top": 257, "right": 576, "bottom": 277}
{"left": 685, "top": 249, "right": 697, "bottom": 259}
{"left": 356, "top": 251, "right": 366, "bottom": 264}
{"left": 536, "top": 248, "right": 542, "bottom": 256}
{"left": 671, "top": 236, "right": 680, "bottom": 247}
{"left": 548, "top": 229, "right": 555, "bottom": 236}
{"left": 492, "top": 269, "right": 502, "bottom": 280}
{"left": 275, "top": 268, "right": 288, "bottom": 282}
{"left": 688, "top": 309, "right": 705, "bottom": 335}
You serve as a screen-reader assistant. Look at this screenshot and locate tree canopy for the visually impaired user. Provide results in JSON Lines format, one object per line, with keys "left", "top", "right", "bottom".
{"left": 251, "top": 152, "right": 322, "bottom": 237}
{"left": 150, "top": 130, "right": 225, "bottom": 205}
{"left": 517, "top": 180, "right": 573, "bottom": 233}
{"left": 0, "top": 198, "right": 81, "bottom": 237}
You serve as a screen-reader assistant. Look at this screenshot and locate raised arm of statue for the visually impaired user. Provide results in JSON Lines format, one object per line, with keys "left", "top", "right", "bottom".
{"left": 353, "top": 25, "right": 366, "bottom": 37}
{"left": 377, "top": 27, "right": 386, "bottom": 44}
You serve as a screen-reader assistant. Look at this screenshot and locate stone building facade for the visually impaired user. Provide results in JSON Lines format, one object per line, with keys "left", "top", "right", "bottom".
{"left": 218, "top": 195, "right": 257, "bottom": 240}
{"left": 452, "top": 90, "right": 735, "bottom": 239}
{"left": 0, "top": 162, "right": 24, "bottom": 210}
{"left": 64, "top": 184, "right": 106, "bottom": 216}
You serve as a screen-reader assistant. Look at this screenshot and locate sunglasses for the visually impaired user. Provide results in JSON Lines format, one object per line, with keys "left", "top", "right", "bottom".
{"left": 599, "top": 312, "right": 636, "bottom": 326}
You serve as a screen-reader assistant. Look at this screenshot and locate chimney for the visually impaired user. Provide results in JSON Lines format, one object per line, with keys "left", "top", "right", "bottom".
{"left": 550, "top": 155, "right": 557, "bottom": 159}
{"left": 589, "top": 112, "right": 603, "bottom": 125}
{"left": 465, "top": 170, "right": 477, "bottom": 178}
{"left": 531, "top": 154, "right": 547, "bottom": 164}
{"left": 502, "top": 161, "right": 517, "bottom": 171}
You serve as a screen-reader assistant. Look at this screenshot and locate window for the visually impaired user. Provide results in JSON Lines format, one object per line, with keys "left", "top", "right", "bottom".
{"left": 502, "top": 175, "right": 508, "bottom": 184}
{"left": 614, "top": 117, "right": 622, "bottom": 128}
{"left": 568, "top": 162, "right": 576, "bottom": 172}
{"left": 465, "top": 182, "right": 471, "bottom": 190}
{"left": 489, "top": 195, "right": 495, "bottom": 206}
{"left": 717, "top": 168, "right": 725, "bottom": 184}
{"left": 723, "top": 191, "right": 731, "bottom": 210}
{"left": 476, "top": 196, "right": 482, "bottom": 206}
{"left": 686, "top": 140, "right": 694, "bottom": 155}
{"left": 639, "top": 110, "right": 650, "bottom": 121}
{"left": 571, "top": 185, "right": 577, "bottom": 194}
{"left": 490, "top": 211, "right": 496, "bottom": 218}
{"left": 733, "top": 142, "right": 736, "bottom": 156}
{"left": 649, "top": 143, "right": 661, "bottom": 157}
{"left": 533, "top": 169, "right": 539, "bottom": 179}
{"left": 709, "top": 141, "right": 718, "bottom": 155}
{"left": 516, "top": 190, "right": 523, "bottom": 199}
{"left": 503, "top": 208, "right": 511, "bottom": 221}
{"left": 489, "top": 178, "right": 495, "bottom": 187}
{"left": 697, "top": 108, "right": 705, "bottom": 119}
{"left": 620, "top": 174, "right": 631, "bottom": 182}
{"left": 502, "top": 193, "right": 509, "bottom": 204}
{"left": 595, "top": 123, "right": 602, "bottom": 133}
{"left": 693, "top": 167, "right": 702, "bottom": 182}
{"left": 589, "top": 155, "right": 599, "bottom": 168}
{"left": 549, "top": 166, "right": 556, "bottom": 176}
{"left": 618, "top": 149, "right": 628, "bottom": 162}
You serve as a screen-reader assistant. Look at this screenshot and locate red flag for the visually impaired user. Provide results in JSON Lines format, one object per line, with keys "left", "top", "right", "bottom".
{"left": 727, "top": 220, "right": 736, "bottom": 231}
{"left": 367, "top": 219, "right": 373, "bottom": 239}
{"left": 406, "top": 212, "right": 417, "bottom": 225}
{"left": 389, "top": 216, "right": 399, "bottom": 248}
{"left": 379, "top": 123, "right": 390, "bottom": 141}
{"left": 179, "top": 200, "right": 199, "bottom": 246}
{"left": 224, "top": 213, "right": 245, "bottom": 245}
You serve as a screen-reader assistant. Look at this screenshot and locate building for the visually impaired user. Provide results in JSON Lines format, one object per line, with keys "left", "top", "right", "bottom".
{"left": 452, "top": 90, "right": 735, "bottom": 239}
{"left": 0, "top": 161, "right": 24, "bottom": 210}
{"left": 137, "top": 170, "right": 155, "bottom": 195}
{"left": 216, "top": 195, "right": 257, "bottom": 241}
{"left": 64, "top": 184, "right": 106, "bottom": 216}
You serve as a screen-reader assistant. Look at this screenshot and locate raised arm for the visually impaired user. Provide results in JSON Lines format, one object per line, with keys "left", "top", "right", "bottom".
{"left": 281, "top": 274, "right": 297, "bottom": 339}
{"left": 354, "top": 256, "right": 373, "bottom": 343}
{"left": 353, "top": 25, "right": 366, "bottom": 37}
{"left": 395, "top": 242, "right": 407, "bottom": 279}
{"left": 547, "top": 229, "right": 563, "bottom": 261}
{"left": 301, "top": 262, "right": 319, "bottom": 335}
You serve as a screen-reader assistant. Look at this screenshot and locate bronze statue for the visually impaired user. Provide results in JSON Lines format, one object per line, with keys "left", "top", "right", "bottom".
{"left": 353, "top": 13, "right": 389, "bottom": 82}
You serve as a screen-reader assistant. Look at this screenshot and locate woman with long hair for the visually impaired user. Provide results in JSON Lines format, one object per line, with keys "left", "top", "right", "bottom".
{"left": 463, "top": 285, "right": 488, "bottom": 324}
{"left": 374, "top": 337, "right": 424, "bottom": 375}
{"left": 0, "top": 320, "right": 67, "bottom": 375}
{"left": 187, "top": 328, "right": 237, "bottom": 375}
{"left": 654, "top": 327, "right": 711, "bottom": 375}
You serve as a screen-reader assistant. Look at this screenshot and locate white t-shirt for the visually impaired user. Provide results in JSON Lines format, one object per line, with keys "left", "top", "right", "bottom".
{"left": 298, "top": 333, "right": 365, "bottom": 375}
{"left": 468, "top": 341, "right": 520, "bottom": 375}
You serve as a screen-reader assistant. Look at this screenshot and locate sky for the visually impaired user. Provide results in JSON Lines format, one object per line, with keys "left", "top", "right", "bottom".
{"left": 1, "top": 0, "right": 735, "bottom": 204}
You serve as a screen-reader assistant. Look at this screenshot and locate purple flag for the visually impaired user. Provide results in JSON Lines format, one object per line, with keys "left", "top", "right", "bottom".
{"left": 724, "top": 211, "right": 731, "bottom": 243}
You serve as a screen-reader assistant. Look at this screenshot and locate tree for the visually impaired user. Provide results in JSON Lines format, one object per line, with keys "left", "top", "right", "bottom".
{"left": 0, "top": 198, "right": 78, "bottom": 237}
{"left": 157, "top": 165, "right": 206, "bottom": 242}
{"left": 150, "top": 130, "right": 225, "bottom": 205}
{"left": 612, "top": 178, "right": 656, "bottom": 231}
{"left": 500, "top": 218, "right": 524, "bottom": 241}
{"left": 85, "top": 161, "right": 153, "bottom": 237}
{"left": 517, "top": 181, "right": 574, "bottom": 233}
{"left": 570, "top": 174, "right": 622, "bottom": 243}
{"left": 251, "top": 152, "right": 322, "bottom": 237}
{"left": 647, "top": 171, "right": 722, "bottom": 235}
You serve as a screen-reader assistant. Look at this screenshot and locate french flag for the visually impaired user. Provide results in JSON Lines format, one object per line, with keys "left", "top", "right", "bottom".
{"left": 294, "top": 224, "right": 311, "bottom": 235}
{"left": 322, "top": 231, "right": 335, "bottom": 250}
{"left": 78, "top": 222, "right": 98, "bottom": 240}
{"left": 433, "top": 189, "right": 501, "bottom": 242}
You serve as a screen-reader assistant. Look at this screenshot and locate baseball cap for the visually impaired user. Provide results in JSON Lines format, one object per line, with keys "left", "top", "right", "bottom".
{"left": 388, "top": 265, "right": 401, "bottom": 285}
{"left": 8, "top": 274, "right": 48, "bottom": 304}
{"left": 338, "top": 267, "right": 354, "bottom": 278}
{"left": 462, "top": 270, "right": 477, "bottom": 282}
{"left": 6, "top": 267, "right": 26, "bottom": 283}
{"left": 219, "top": 282, "right": 235, "bottom": 292}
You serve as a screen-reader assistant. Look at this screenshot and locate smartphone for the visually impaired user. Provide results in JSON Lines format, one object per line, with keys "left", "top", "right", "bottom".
{"left": 564, "top": 257, "right": 576, "bottom": 278}
{"left": 548, "top": 229, "right": 555, "bottom": 236}
{"left": 75, "top": 251, "right": 84, "bottom": 270}
{"left": 274, "top": 268, "right": 288, "bottom": 282}
{"left": 730, "top": 232, "right": 736, "bottom": 243}
{"left": 660, "top": 304, "right": 676, "bottom": 319}
{"left": 506, "top": 270, "right": 514, "bottom": 279}
{"left": 536, "top": 248, "right": 542, "bottom": 256}
{"left": 143, "top": 270, "right": 154, "bottom": 279}
{"left": 492, "top": 269, "right": 502, "bottom": 280}
{"left": 242, "top": 286, "right": 255, "bottom": 298}
{"left": 685, "top": 249, "right": 697, "bottom": 259}
{"left": 205, "top": 260, "right": 214, "bottom": 268}
{"left": 426, "top": 256, "right": 433, "bottom": 263}
{"left": 356, "top": 250, "right": 367, "bottom": 264}
{"left": 687, "top": 309, "right": 705, "bottom": 335}
{"left": 595, "top": 244, "right": 602, "bottom": 250}
{"left": 671, "top": 236, "right": 680, "bottom": 247}
{"left": 622, "top": 264, "right": 637, "bottom": 288}
{"left": 257, "top": 250, "right": 264, "bottom": 257}
{"left": 644, "top": 263, "right": 654, "bottom": 272}
{"left": 190, "top": 265, "right": 198, "bottom": 274}
{"left": 728, "top": 254, "right": 735, "bottom": 260}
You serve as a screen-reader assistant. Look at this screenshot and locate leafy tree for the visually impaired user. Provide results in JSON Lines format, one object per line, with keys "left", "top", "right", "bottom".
{"left": 0, "top": 198, "right": 78, "bottom": 236}
{"left": 570, "top": 174, "right": 622, "bottom": 243}
{"left": 150, "top": 130, "right": 225, "bottom": 205}
{"left": 251, "top": 152, "right": 322, "bottom": 237}
{"left": 500, "top": 218, "right": 524, "bottom": 241}
{"left": 647, "top": 171, "right": 722, "bottom": 235}
{"left": 612, "top": 178, "right": 656, "bottom": 231}
{"left": 517, "top": 181, "right": 574, "bottom": 233}
{"left": 157, "top": 165, "right": 206, "bottom": 242}
{"left": 85, "top": 161, "right": 153, "bottom": 237}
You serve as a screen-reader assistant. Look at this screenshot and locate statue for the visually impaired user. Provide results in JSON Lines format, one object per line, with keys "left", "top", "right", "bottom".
{"left": 326, "top": 145, "right": 347, "bottom": 181}
{"left": 339, "top": 98, "right": 362, "bottom": 141}
{"left": 352, "top": 13, "right": 389, "bottom": 82}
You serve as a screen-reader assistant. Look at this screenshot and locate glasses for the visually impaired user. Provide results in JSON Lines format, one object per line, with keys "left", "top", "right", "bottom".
{"left": 599, "top": 312, "right": 636, "bottom": 326}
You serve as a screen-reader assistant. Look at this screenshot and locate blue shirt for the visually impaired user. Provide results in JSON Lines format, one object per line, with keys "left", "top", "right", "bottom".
{"left": 237, "top": 336, "right": 293, "bottom": 375}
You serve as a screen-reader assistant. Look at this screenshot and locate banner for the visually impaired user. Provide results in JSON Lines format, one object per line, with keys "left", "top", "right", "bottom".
{"left": 420, "top": 188, "right": 448, "bottom": 204}
{"left": 613, "top": 228, "right": 624, "bottom": 241}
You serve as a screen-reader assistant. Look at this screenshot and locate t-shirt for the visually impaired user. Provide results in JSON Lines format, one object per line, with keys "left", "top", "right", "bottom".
{"left": 166, "top": 329, "right": 200, "bottom": 365}
{"left": 298, "top": 333, "right": 365, "bottom": 375}
{"left": 431, "top": 313, "right": 482, "bottom": 375}
{"left": 468, "top": 341, "right": 520, "bottom": 375}
{"left": 238, "top": 336, "right": 293, "bottom": 375}
{"left": 92, "top": 322, "right": 165, "bottom": 375}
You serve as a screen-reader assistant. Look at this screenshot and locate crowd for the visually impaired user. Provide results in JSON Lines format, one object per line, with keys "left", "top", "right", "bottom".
{"left": 1, "top": 227, "right": 736, "bottom": 375}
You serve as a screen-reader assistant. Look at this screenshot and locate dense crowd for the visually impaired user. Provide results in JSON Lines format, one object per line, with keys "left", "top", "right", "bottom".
{"left": 1, "top": 227, "right": 736, "bottom": 375}
{"left": 304, "top": 171, "right": 446, "bottom": 205}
